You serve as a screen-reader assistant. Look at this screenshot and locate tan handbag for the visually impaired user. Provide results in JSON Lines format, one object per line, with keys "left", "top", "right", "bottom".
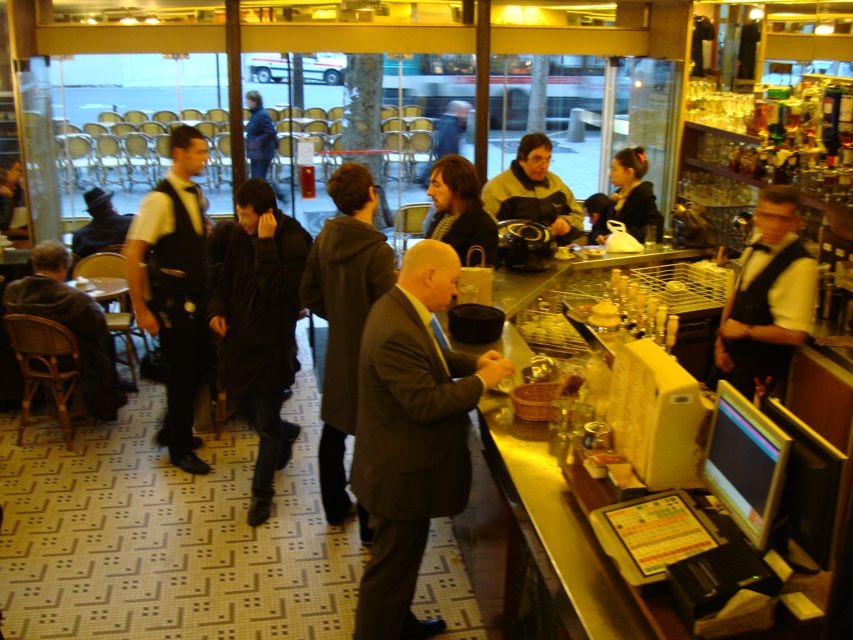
{"left": 458, "top": 245, "right": 494, "bottom": 306}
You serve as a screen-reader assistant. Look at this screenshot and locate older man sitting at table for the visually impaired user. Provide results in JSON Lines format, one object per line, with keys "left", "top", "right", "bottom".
{"left": 3, "top": 240, "right": 129, "bottom": 420}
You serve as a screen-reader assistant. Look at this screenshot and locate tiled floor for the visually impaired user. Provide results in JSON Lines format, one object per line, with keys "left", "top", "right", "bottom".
{"left": 0, "top": 321, "right": 488, "bottom": 639}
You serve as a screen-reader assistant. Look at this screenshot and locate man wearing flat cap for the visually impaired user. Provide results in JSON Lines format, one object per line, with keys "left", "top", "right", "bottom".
{"left": 71, "top": 187, "right": 135, "bottom": 258}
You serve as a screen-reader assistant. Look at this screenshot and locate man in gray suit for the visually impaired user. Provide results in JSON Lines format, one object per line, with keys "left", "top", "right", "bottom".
{"left": 351, "top": 240, "right": 514, "bottom": 639}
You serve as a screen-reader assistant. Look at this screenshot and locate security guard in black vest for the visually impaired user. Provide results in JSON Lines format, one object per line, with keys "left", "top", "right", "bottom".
{"left": 126, "top": 125, "right": 213, "bottom": 475}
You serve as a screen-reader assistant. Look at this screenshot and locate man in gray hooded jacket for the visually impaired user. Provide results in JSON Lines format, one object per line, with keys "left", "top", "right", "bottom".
{"left": 300, "top": 163, "right": 396, "bottom": 542}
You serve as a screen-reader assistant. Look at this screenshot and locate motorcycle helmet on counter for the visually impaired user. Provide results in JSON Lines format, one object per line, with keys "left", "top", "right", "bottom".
{"left": 497, "top": 219, "right": 555, "bottom": 271}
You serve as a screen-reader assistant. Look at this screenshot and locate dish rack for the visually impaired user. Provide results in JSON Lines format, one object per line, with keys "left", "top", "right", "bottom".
{"left": 631, "top": 263, "right": 731, "bottom": 313}
{"left": 514, "top": 289, "right": 593, "bottom": 357}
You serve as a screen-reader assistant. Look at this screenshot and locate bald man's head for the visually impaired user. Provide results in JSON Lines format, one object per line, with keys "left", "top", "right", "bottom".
{"left": 398, "top": 240, "right": 461, "bottom": 312}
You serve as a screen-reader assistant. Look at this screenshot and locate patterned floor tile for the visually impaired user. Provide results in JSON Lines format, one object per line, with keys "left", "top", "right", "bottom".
{"left": 0, "top": 322, "right": 487, "bottom": 639}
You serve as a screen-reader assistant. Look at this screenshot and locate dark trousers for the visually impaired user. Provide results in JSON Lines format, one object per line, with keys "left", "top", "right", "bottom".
{"left": 319, "top": 424, "right": 371, "bottom": 533}
{"left": 250, "top": 391, "right": 286, "bottom": 499}
{"left": 354, "top": 514, "right": 430, "bottom": 639}
{"left": 155, "top": 296, "right": 210, "bottom": 456}
{"left": 250, "top": 158, "right": 272, "bottom": 180}
{"left": 319, "top": 424, "right": 351, "bottom": 520}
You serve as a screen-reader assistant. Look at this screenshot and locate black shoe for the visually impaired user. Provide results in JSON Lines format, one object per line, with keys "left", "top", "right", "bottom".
{"left": 280, "top": 420, "right": 301, "bottom": 444}
{"left": 117, "top": 378, "right": 138, "bottom": 393}
{"left": 154, "top": 430, "right": 203, "bottom": 450}
{"left": 400, "top": 616, "right": 447, "bottom": 639}
{"left": 326, "top": 497, "right": 354, "bottom": 526}
{"left": 247, "top": 497, "right": 272, "bottom": 527}
{"left": 276, "top": 441, "right": 294, "bottom": 471}
{"left": 169, "top": 452, "right": 212, "bottom": 475}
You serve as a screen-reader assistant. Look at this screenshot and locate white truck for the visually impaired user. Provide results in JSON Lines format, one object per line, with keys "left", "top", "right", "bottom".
{"left": 248, "top": 53, "right": 347, "bottom": 85}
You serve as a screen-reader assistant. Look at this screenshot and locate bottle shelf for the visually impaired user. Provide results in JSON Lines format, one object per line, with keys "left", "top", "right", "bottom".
{"left": 684, "top": 121, "right": 762, "bottom": 145}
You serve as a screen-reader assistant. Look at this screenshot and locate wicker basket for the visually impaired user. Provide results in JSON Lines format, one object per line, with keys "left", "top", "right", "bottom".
{"left": 510, "top": 382, "right": 561, "bottom": 422}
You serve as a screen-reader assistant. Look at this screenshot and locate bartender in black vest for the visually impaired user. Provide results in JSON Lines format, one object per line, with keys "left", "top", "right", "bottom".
{"left": 125, "top": 125, "right": 213, "bottom": 475}
{"left": 713, "top": 185, "right": 818, "bottom": 400}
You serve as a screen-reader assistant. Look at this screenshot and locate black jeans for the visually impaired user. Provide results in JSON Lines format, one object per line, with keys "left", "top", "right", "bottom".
{"left": 250, "top": 158, "right": 272, "bottom": 180}
{"left": 251, "top": 391, "right": 286, "bottom": 499}
{"left": 153, "top": 295, "right": 210, "bottom": 456}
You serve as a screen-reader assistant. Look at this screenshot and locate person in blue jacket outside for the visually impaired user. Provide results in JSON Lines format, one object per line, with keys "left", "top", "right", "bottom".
{"left": 245, "top": 91, "right": 276, "bottom": 180}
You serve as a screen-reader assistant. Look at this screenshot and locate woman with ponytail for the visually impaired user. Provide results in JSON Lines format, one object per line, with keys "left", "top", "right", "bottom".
{"left": 597, "top": 146, "right": 663, "bottom": 244}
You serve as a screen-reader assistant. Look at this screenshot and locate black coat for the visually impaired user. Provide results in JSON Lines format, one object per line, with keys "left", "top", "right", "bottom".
{"left": 4, "top": 276, "right": 121, "bottom": 421}
{"left": 71, "top": 214, "right": 135, "bottom": 258}
{"left": 208, "top": 211, "right": 312, "bottom": 398}
{"left": 245, "top": 107, "right": 276, "bottom": 161}
{"left": 604, "top": 181, "right": 663, "bottom": 243}
{"left": 425, "top": 205, "right": 499, "bottom": 267}
{"left": 434, "top": 113, "right": 466, "bottom": 158}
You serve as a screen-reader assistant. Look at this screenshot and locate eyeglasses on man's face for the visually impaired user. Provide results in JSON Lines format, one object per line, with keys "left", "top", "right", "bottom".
{"left": 524, "top": 154, "right": 551, "bottom": 166}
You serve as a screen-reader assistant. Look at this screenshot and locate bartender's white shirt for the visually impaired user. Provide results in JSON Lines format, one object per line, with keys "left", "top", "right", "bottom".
{"left": 126, "top": 171, "right": 204, "bottom": 244}
{"left": 739, "top": 231, "right": 817, "bottom": 334}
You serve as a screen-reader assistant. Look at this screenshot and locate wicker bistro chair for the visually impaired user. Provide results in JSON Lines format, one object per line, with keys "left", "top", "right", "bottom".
{"left": 265, "top": 107, "right": 280, "bottom": 121}
{"left": 153, "top": 133, "right": 173, "bottom": 179}
{"left": 180, "top": 108, "right": 204, "bottom": 121}
{"left": 328, "top": 119, "right": 343, "bottom": 135}
{"left": 72, "top": 252, "right": 141, "bottom": 384}
{"left": 93, "top": 134, "right": 125, "bottom": 189}
{"left": 57, "top": 134, "right": 95, "bottom": 191}
{"left": 205, "top": 108, "right": 228, "bottom": 123}
{"left": 277, "top": 120, "right": 303, "bottom": 134}
{"left": 152, "top": 110, "right": 179, "bottom": 124}
{"left": 303, "top": 106, "right": 327, "bottom": 120}
{"left": 402, "top": 105, "right": 423, "bottom": 117}
{"left": 382, "top": 131, "right": 411, "bottom": 183}
{"left": 195, "top": 121, "right": 219, "bottom": 139}
{"left": 381, "top": 117, "right": 407, "bottom": 132}
{"left": 139, "top": 121, "right": 168, "bottom": 136}
{"left": 408, "top": 117, "right": 434, "bottom": 131}
{"left": 56, "top": 122, "right": 82, "bottom": 135}
{"left": 110, "top": 122, "right": 137, "bottom": 137}
{"left": 123, "top": 110, "right": 148, "bottom": 124}
{"left": 98, "top": 111, "right": 122, "bottom": 123}
{"left": 3, "top": 314, "right": 84, "bottom": 449}
{"left": 381, "top": 105, "right": 398, "bottom": 119}
{"left": 279, "top": 106, "right": 302, "bottom": 119}
{"left": 213, "top": 132, "right": 232, "bottom": 188}
{"left": 123, "top": 132, "right": 157, "bottom": 189}
{"left": 302, "top": 119, "right": 329, "bottom": 135}
{"left": 273, "top": 133, "right": 296, "bottom": 182}
{"left": 407, "top": 130, "right": 435, "bottom": 178}
{"left": 326, "top": 106, "right": 344, "bottom": 121}
{"left": 83, "top": 122, "right": 109, "bottom": 137}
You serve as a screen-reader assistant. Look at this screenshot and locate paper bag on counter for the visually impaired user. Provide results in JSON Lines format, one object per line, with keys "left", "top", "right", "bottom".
{"left": 458, "top": 245, "right": 493, "bottom": 306}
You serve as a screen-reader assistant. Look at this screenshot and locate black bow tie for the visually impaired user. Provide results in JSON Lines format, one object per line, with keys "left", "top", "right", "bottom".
{"left": 750, "top": 243, "right": 772, "bottom": 253}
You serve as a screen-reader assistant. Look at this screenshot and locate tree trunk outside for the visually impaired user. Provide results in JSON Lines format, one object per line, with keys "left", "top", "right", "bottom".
{"left": 341, "top": 54, "right": 389, "bottom": 227}
{"left": 527, "top": 55, "right": 549, "bottom": 134}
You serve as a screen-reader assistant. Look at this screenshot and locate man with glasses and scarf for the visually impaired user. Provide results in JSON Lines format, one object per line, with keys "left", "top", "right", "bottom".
{"left": 481, "top": 132, "right": 585, "bottom": 245}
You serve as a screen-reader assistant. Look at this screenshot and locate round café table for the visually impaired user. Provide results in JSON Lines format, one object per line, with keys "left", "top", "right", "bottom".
{"left": 70, "top": 277, "right": 129, "bottom": 303}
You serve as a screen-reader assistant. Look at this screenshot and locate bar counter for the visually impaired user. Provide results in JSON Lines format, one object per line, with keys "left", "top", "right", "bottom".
{"left": 441, "top": 247, "right": 851, "bottom": 639}
{"left": 441, "top": 247, "right": 711, "bottom": 639}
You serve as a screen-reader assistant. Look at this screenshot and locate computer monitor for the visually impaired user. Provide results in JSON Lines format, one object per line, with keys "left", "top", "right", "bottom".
{"left": 760, "top": 395, "right": 848, "bottom": 571}
{"left": 701, "top": 381, "right": 792, "bottom": 552}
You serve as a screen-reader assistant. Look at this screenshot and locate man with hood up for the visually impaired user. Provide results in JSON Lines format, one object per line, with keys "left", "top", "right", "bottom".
{"left": 300, "top": 163, "right": 397, "bottom": 543}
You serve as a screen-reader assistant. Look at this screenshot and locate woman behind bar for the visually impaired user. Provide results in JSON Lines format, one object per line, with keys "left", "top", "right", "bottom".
{"left": 601, "top": 146, "right": 663, "bottom": 244}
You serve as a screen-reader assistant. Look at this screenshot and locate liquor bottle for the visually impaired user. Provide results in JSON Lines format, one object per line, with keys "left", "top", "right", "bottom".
{"left": 839, "top": 88, "right": 853, "bottom": 167}
{"left": 822, "top": 85, "right": 842, "bottom": 157}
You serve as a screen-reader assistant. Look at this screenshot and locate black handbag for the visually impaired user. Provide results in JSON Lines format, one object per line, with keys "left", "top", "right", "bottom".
{"left": 672, "top": 203, "right": 718, "bottom": 248}
{"left": 140, "top": 337, "right": 168, "bottom": 383}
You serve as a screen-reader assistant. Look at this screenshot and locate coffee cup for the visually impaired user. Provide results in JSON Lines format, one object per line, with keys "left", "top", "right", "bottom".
{"left": 556, "top": 246, "right": 570, "bottom": 258}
